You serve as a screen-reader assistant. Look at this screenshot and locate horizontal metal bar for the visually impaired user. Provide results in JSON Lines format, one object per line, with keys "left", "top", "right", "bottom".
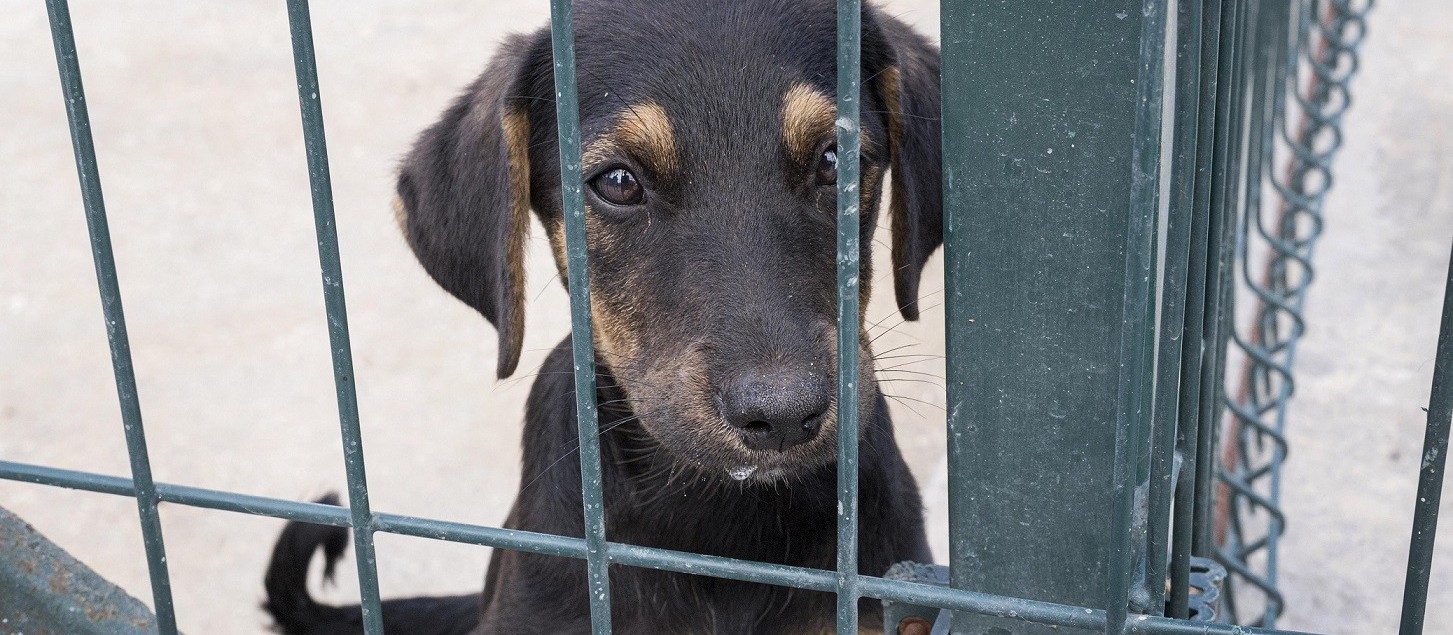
{"left": 0, "top": 460, "right": 1322, "bottom": 634}
{"left": 0, "top": 461, "right": 351, "bottom": 526}
{"left": 371, "top": 514, "right": 586, "bottom": 560}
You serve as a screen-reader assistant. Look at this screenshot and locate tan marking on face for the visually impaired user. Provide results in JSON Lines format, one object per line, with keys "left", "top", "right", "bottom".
{"left": 590, "top": 294, "right": 644, "bottom": 375}
{"left": 782, "top": 83, "right": 837, "bottom": 159}
{"left": 581, "top": 139, "right": 612, "bottom": 174}
{"left": 582, "top": 101, "right": 678, "bottom": 178}
{"left": 782, "top": 83, "right": 880, "bottom": 161}
{"left": 616, "top": 101, "right": 677, "bottom": 175}
{"left": 541, "top": 204, "right": 624, "bottom": 356}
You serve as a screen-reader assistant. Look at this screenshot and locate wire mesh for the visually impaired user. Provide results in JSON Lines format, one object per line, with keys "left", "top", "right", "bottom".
{"left": 1215, "top": 0, "right": 1373, "bottom": 625}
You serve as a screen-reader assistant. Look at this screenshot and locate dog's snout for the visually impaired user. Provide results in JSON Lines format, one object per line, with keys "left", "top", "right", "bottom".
{"left": 720, "top": 370, "right": 830, "bottom": 452}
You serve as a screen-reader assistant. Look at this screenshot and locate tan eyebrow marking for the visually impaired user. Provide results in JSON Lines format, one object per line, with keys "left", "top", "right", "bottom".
{"left": 582, "top": 100, "right": 678, "bottom": 178}
{"left": 781, "top": 82, "right": 879, "bottom": 161}
{"left": 781, "top": 83, "right": 837, "bottom": 159}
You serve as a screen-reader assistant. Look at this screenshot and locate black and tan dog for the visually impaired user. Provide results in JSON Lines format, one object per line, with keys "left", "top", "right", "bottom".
{"left": 263, "top": 0, "right": 941, "bottom": 632}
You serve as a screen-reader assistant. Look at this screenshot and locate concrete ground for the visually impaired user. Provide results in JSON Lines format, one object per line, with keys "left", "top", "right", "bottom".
{"left": 0, "top": 1, "right": 1447, "bottom": 633}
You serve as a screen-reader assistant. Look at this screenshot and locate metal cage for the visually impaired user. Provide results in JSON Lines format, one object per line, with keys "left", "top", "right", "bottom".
{"left": 6, "top": 1, "right": 1449, "bottom": 634}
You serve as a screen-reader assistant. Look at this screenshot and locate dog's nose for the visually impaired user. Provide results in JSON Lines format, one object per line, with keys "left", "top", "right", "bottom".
{"left": 720, "top": 370, "right": 830, "bottom": 451}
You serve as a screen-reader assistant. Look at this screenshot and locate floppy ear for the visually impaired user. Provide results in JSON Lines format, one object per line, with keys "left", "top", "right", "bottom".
{"left": 870, "top": 15, "right": 944, "bottom": 321}
{"left": 395, "top": 33, "right": 547, "bottom": 379}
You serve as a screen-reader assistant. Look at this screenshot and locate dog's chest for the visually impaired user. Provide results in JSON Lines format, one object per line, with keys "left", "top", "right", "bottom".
{"left": 604, "top": 563, "right": 889, "bottom": 635}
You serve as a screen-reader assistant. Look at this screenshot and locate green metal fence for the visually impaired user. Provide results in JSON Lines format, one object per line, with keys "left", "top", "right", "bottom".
{"left": 7, "top": 0, "right": 1451, "bottom": 634}
{"left": 1215, "top": 0, "right": 1370, "bottom": 625}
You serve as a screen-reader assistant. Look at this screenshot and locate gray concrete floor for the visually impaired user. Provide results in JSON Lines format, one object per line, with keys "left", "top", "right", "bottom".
{"left": 0, "top": 1, "right": 1447, "bottom": 633}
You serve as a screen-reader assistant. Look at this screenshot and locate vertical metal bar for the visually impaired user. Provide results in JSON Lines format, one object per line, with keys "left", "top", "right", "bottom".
{"left": 1202, "top": 0, "right": 1258, "bottom": 579}
{"left": 834, "top": 1, "right": 862, "bottom": 633}
{"left": 1168, "top": 0, "right": 1223, "bottom": 617}
{"left": 547, "top": 1, "right": 613, "bottom": 632}
{"left": 42, "top": 2, "right": 178, "bottom": 631}
{"left": 1107, "top": 1, "right": 1170, "bottom": 632}
{"left": 1398, "top": 242, "right": 1453, "bottom": 634}
{"left": 283, "top": 2, "right": 384, "bottom": 633}
{"left": 1193, "top": 0, "right": 1247, "bottom": 560}
{"left": 1146, "top": 0, "right": 1205, "bottom": 615}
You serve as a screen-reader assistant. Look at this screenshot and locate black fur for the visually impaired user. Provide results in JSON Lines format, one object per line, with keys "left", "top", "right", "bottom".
{"left": 471, "top": 343, "right": 930, "bottom": 633}
{"left": 264, "top": 0, "right": 942, "bottom": 632}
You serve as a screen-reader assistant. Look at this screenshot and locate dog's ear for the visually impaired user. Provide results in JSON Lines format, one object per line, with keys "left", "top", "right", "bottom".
{"left": 869, "top": 14, "right": 943, "bottom": 321}
{"left": 395, "top": 32, "right": 548, "bottom": 378}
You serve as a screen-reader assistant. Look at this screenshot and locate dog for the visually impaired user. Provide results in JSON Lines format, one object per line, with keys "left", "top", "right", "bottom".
{"left": 263, "top": 0, "right": 942, "bottom": 632}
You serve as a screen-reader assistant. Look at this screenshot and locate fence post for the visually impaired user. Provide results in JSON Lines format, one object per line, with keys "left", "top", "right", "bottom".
{"left": 941, "top": 2, "right": 1169, "bottom": 632}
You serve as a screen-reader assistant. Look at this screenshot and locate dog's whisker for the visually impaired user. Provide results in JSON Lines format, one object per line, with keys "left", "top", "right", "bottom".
{"left": 871, "top": 341, "right": 920, "bottom": 359}
{"left": 875, "top": 360, "right": 944, "bottom": 374}
{"left": 517, "top": 411, "right": 653, "bottom": 495}
{"left": 533, "top": 271, "right": 563, "bottom": 301}
{"left": 866, "top": 289, "right": 944, "bottom": 327}
{"left": 875, "top": 367, "right": 946, "bottom": 381}
{"left": 860, "top": 108, "right": 941, "bottom": 123}
{"left": 873, "top": 353, "right": 946, "bottom": 365}
{"left": 875, "top": 376, "right": 945, "bottom": 389}
{"left": 503, "top": 93, "right": 557, "bottom": 104}
{"left": 883, "top": 392, "right": 947, "bottom": 413}
{"left": 873, "top": 351, "right": 944, "bottom": 361}
{"left": 866, "top": 301, "right": 944, "bottom": 346}
{"left": 863, "top": 304, "right": 910, "bottom": 334}
{"left": 881, "top": 393, "right": 927, "bottom": 419}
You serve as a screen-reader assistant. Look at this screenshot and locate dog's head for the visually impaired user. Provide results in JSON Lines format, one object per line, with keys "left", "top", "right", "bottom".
{"left": 395, "top": 0, "right": 940, "bottom": 482}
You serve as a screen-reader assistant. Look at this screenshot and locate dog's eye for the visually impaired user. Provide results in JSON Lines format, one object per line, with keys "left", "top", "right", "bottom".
{"left": 591, "top": 167, "right": 645, "bottom": 206}
{"left": 815, "top": 144, "right": 837, "bottom": 186}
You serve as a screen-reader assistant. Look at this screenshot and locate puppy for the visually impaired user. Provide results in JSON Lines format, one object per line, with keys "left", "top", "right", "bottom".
{"left": 264, "top": 1, "right": 942, "bottom": 632}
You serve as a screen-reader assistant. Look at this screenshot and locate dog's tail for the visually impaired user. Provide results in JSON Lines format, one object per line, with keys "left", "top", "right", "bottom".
{"left": 262, "top": 494, "right": 358, "bottom": 633}
{"left": 262, "top": 494, "right": 481, "bottom": 635}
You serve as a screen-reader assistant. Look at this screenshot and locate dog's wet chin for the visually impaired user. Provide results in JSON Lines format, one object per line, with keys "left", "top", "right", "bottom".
{"left": 724, "top": 464, "right": 799, "bottom": 485}
{"left": 715, "top": 456, "right": 824, "bottom": 484}
{"left": 652, "top": 427, "right": 840, "bottom": 484}
{"left": 709, "top": 457, "right": 828, "bottom": 484}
